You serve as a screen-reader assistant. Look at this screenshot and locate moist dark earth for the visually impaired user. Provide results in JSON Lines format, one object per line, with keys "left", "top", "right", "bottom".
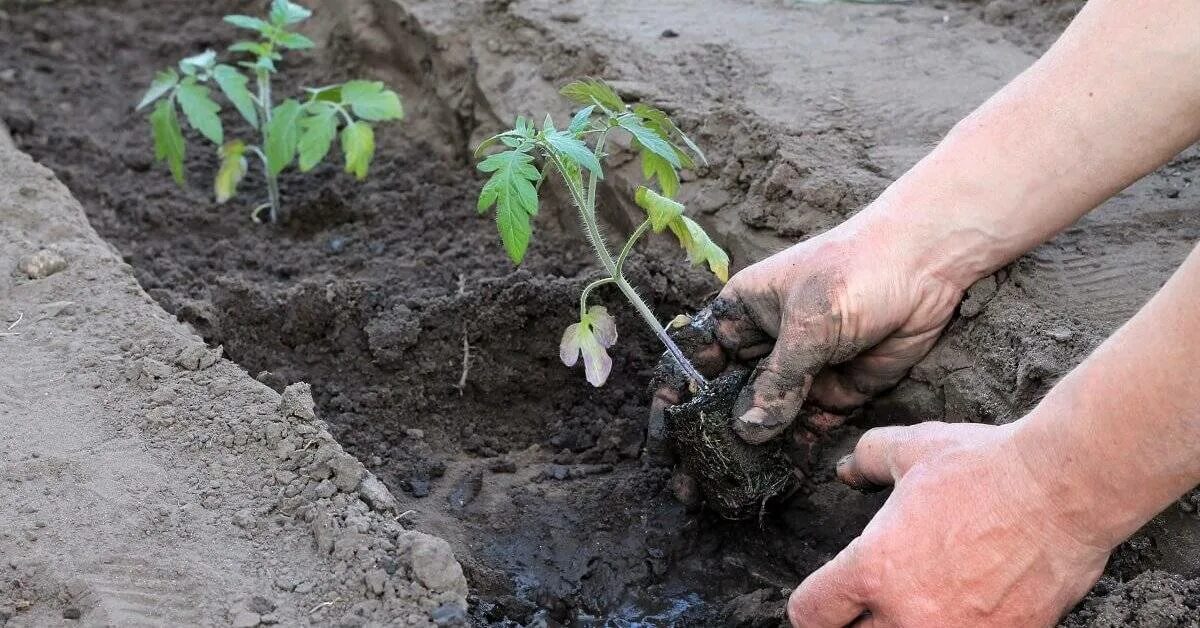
{"left": 1, "top": 0, "right": 1196, "bottom": 626}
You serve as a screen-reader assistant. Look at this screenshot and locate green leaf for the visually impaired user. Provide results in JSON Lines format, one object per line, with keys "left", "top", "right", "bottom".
{"left": 229, "top": 41, "right": 272, "bottom": 56}
{"left": 568, "top": 105, "right": 595, "bottom": 135}
{"left": 668, "top": 215, "right": 730, "bottom": 282}
{"left": 298, "top": 105, "right": 337, "bottom": 171}
{"left": 223, "top": 15, "right": 272, "bottom": 33}
{"left": 276, "top": 32, "right": 315, "bottom": 50}
{"left": 306, "top": 84, "right": 343, "bottom": 103}
{"left": 178, "top": 49, "right": 217, "bottom": 77}
{"left": 269, "top": 0, "right": 312, "bottom": 25}
{"left": 214, "top": 140, "right": 248, "bottom": 203}
{"left": 641, "top": 149, "right": 680, "bottom": 198}
{"left": 149, "top": 99, "right": 186, "bottom": 185}
{"left": 542, "top": 129, "right": 602, "bottom": 178}
{"left": 477, "top": 150, "right": 541, "bottom": 264}
{"left": 633, "top": 103, "right": 706, "bottom": 167}
{"left": 137, "top": 69, "right": 179, "bottom": 111}
{"left": 618, "top": 113, "right": 679, "bottom": 169}
{"left": 340, "top": 121, "right": 375, "bottom": 180}
{"left": 635, "top": 186, "right": 684, "bottom": 232}
{"left": 176, "top": 79, "right": 223, "bottom": 144}
{"left": 560, "top": 78, "right": 625, "bottom": 113}
{"left": 213, "top": 64, "right": 258, "bottom": 128}
{"left": 264, "top": 99, "right": 303, "bottom": 175}
{"left": 340, "top": 80, "right": 404, "bottom": 121}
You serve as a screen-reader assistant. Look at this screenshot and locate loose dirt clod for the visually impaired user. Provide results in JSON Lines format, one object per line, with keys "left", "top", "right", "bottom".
{"left": 666, "top": 370, "right": 797, "bottom": 519}
{"left": 16, "top": 249, "right": 67, "bottom": 279}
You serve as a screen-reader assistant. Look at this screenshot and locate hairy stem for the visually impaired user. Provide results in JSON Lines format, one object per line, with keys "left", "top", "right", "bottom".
{"left": 255, "top": 69, "right": 282, "bottom": 224}
{"left": 557, "top": 135, "right": 709, "bottom": 388}
{"left": 579, "top": 277, "right": 616, "bottom": 318}
{"left": 615, "top": 220, "right": 652, "bottom": 277}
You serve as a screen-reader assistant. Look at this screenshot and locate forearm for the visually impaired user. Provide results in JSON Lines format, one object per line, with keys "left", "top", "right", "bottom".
{"left": 855, "top": 0, "right": 1200, "bottom": 289}
{"left": 1014, "top": 242, "right": 1200, "bottom": 551}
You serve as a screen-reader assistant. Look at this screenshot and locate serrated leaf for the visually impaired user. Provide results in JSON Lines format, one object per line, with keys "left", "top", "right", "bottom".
{"left": 340, "top": 80, "right": 404, "bottom": 121}
{"left": 633, "top": 103, "right": 706, "bottom": 167}
{"left": 149, "top": 98, "right": 186, "bottom": 185}
{"left": 213, "top": 64, "right": 258, "bottom": 128}
{"left": 568, "top": 105, "right": 595, "bottom": 135}
{"left": 477, "top": 150, "right": 541, "bottom": 264}
{"left": 224, "top": 15, "right": 272, "bottom": 32}
{"left": 176, "top": 80, "right": 223, "bottom": 144}
{"left": 618, "top": 113, "right": 679, "bottom": 169}
{"left": 542, "top": 129, "right": 602, "bottom": 178}
{"left": 560, "top": 78, "right": 625, "bottom": 113}
{"left": 668, "top": 215, "right": 729, "bottom": 282}
{"left": 276, "top": 32, "right": 315, "bottom": 50}
{"left": 298, "top": 106, "right": 337, "bottom": 171}
{"left": 635, "top": 186, "right": 683, "bottom": 232}
{"left": 179, "top": 49, "right": 217, "bottom": 77}
{"left": 214, "top": 140, "right": 248, "bottom": 203}
{"left": 641, "top": 149, "right": 680, "bottom": 198}
{"left": 137, "top": 69, "right": 179, "bottom": 111}
{"left": 270, "top": 0, "right": 312, "bottom": 25}
{"left": 340, "top": 121, "right": 375, "bottom": 180}
{"left": 264, "top": 99, "right": 302, "bottom": 175}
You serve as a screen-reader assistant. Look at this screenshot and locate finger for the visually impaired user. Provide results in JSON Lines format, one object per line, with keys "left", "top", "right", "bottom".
{"left": 710, "top": 295, "right": 774, "bottom": 358}
{"left": 808, "top": 328, "right": 944, "bottom": 414}
{"left": 836, "top": 424, "right": 931, "bottom": 489}
{"left": 666, "top": 308, "right": 728, "bottom": 378}
{"left": 645, "top": 388, "right": 681, "bottom": 464}
{"left": 732, "top": 334, "right": 825, "bottom": 445}
{"left": 788, "top": 542, "right": 869, "bottom": 628}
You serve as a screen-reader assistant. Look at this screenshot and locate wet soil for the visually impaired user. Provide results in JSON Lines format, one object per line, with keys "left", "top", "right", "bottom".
{"left": 4, "top": 0, "right": 1198, "bottom": 625}
{"left": 0, "top": 1, "right": 885, "bottom": 624}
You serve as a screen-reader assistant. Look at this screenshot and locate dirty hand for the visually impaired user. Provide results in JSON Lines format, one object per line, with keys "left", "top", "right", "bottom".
{"left": 789, "top": 421, "right": 1109, "bottom": 627}
{"left": 653, "top": 215, "right": 966, "bottom": 447}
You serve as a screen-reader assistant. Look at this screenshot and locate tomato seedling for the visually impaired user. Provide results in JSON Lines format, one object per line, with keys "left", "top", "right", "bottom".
{"left": 475, "top": 79, "right": 728, "bottom": 388}
{"left": 136, "top": 0, "right": 404, "bottom": 223}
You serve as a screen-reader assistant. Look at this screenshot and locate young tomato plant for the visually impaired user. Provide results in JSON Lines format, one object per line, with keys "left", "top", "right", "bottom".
{"left": 475, "top": 79, "right": 728, "bottom": 388}
{"left": 136, "top": 0, "right": 404, "bottom": 223}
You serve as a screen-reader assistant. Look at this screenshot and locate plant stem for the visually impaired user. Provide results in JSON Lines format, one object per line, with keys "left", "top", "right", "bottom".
{"left": 579, "top": 277, "right": 615, "bottom": 318}
{"left": 558, "top": 134, "right": 709, "bottom": 389}
{"left": 615, "top": 220, "right": 652, "bottom": 276}
{"left": 255, "top": 68, "right": 282, "bottom": 223}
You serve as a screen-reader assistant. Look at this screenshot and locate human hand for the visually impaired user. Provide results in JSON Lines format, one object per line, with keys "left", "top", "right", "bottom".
{"left": 788, "top": 421, "right": 1110, "bottom": 627}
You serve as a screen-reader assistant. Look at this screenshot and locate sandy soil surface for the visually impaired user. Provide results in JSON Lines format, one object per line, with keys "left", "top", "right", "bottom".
{"left": 2, "top": 0, "right": 1198, "bottom": 625}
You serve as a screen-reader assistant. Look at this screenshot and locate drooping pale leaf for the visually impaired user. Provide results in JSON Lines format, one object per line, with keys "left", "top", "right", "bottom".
{"left": 137, "top": 69, "right": 179, "bottom": 111}
{"left": 340, "top": 80, "right": 404, "bottom": 121}
{"left": 560, "top": 79, "right": 625, "bottom": 113}
{"left": 213, "top": 64, "right": 258, "bottom": 128}
{"left": 634, "top": 186, "right": 684, "bottom": 232}
{"left": 176, "top": 79, "right": 224, "bottom": 144}
{"left": 223, "top": 15, "right": 272, "bottom": 33}
{"left": 542, "top": 129, "right": 602, "bottom": 178}
{"left": 214, "top": 139, "right": 248, "bottom": 203}
{"left": 340, "top": 121, "right": 375, "bottom": 180}
{"left": 269, "top": 0, "right": 312, "bottom": 25}
{"left": 276, "top": 32, "right": 315, "bottom": 50}
{"left": 617, "top": 113, "right": 679, "bottom": 168}
{"left": 559, "top": 306, "right": 618, "bottom": 387}
{"left": 178, "top": 49, "right": 217, "bottom": 77}
{"left": 568, "top": 105, "right": 595, "bottom": 135}
{"left": 264, "top": 98, "right": 303, "bottom": 175}
{"left": 477, "top": 150, "right": 541, "bottom": 264}
{"left": 668, "top": 215, "right": 730, "bottom": 282}
{"left": 640, "top": 149, "right": 680, "bottom": 198}
{"left": 149, "top": 98, "right": 186, "bottom": 185}
{"left": 297, "top": 105, "right": 337, "bottom": 171}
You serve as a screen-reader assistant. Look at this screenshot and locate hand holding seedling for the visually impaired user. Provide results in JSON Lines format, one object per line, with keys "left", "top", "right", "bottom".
{"left": 475, "top": 79, "right": 728, "bottom": 388}
{"left": 137, "top": 0, "right": 404, "bottom": 223}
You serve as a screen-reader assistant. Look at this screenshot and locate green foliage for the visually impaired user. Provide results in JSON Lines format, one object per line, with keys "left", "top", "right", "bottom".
{"left": 475, "top": 78, "right": 726, "bottom": 388}
{"left": 136, "top": 0, "right": 404, "bottom": 223}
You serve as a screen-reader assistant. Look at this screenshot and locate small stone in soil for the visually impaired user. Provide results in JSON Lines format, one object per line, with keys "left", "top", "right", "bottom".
{"left": 409, "top": 479, "right": 430, "bottom": 498}
{"left": 430, "top": 603, "right": 467, "bottom": 625}
{"left": 487, "top": 458, "right": 517, "bottom": 474}
{"left": 661, "top": 28, "right": 680, "bottom": 38}
{"left": 62, "top": 607, "right": 82, "bottom": 620}
{"left": 231, "top": 610, "right": 261, "bottom": 628}
{"left": 17, "top": 249, "right": 67, "bottom": 279}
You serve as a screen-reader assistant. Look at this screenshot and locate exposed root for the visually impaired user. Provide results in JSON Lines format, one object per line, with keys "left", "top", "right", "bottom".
{"left": 453, "top": 274, "right": 472, "bottom": 396}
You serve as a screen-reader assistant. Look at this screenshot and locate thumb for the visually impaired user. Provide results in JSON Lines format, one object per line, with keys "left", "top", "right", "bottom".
{"left": 836, "top": 423, "right": 946, "bottom": 489}
{"left": 732, "top": 332, "right": 826, "bottom": 445}
{"left": 787, "top": 541, "right": 870, "bottom": 627}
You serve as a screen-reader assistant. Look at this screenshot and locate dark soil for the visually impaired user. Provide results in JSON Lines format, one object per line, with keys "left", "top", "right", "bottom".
{"left": 3, "top": 1, "right": 1192, "bottom": 626}
{"left": 0, "top": 1, "right": 882, "bottom": 625}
